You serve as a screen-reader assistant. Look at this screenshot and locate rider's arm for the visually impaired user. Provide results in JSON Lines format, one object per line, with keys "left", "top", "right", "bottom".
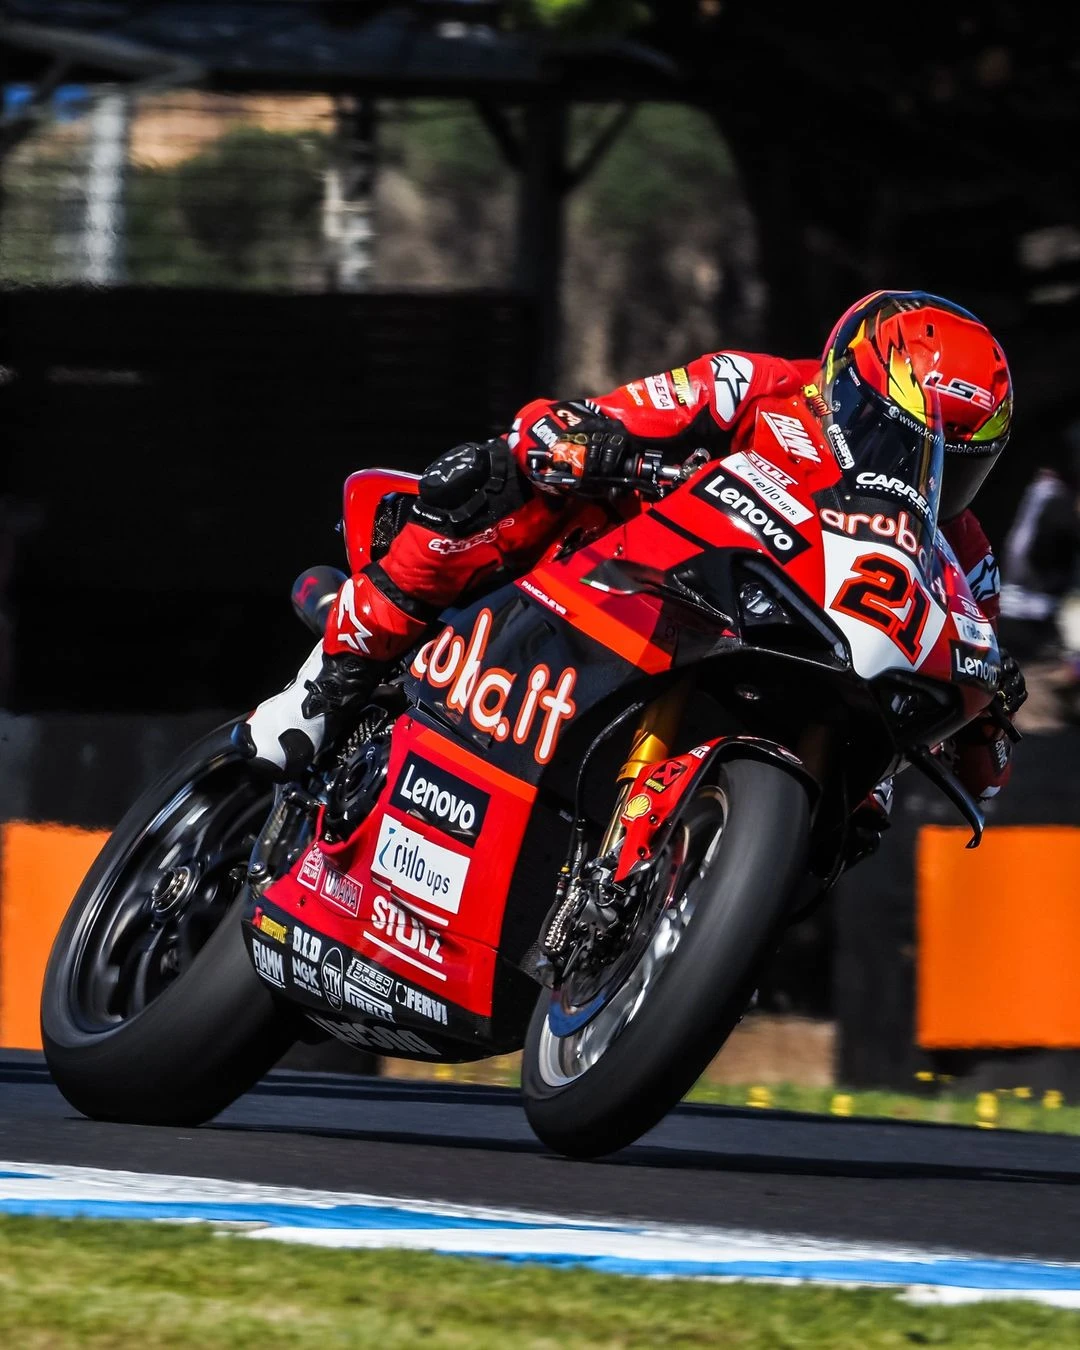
{"left": 940, "top": 508, "right": 1026, "bottom": 800}
{"left": 507, "top": 353, "right": 818, "bottom": 490}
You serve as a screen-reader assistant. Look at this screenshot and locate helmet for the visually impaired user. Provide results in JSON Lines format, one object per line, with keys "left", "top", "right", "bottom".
{"left": 820, "top": 290, "right": 1012, "bottom": 518}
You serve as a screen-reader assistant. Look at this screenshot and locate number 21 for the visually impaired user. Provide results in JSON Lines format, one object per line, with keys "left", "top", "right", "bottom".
{"left": 834, "top": 552, "right": 930, "bottom": 661}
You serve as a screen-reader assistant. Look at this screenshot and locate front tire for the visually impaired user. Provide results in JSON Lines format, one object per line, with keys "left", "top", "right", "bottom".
{"left": 522, "top": 757, "right": 810, "bottom": 1159}
{"left": 41, "top": 720, "right": 298, "bottom": 1125}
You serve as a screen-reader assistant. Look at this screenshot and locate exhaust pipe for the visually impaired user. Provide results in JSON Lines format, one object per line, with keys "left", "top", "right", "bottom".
{"left": 291, "top": 566, "right": 347, "bottom": 636}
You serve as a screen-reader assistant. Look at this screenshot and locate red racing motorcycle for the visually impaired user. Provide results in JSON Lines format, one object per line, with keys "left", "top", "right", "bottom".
{"left": 41, "top": 381, "right": 1011, "bottom": 1158}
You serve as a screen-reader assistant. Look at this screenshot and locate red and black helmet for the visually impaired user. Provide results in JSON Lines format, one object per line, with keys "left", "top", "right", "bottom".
{"left": 820, "top": 290, "right": 1013, "bottom": 518}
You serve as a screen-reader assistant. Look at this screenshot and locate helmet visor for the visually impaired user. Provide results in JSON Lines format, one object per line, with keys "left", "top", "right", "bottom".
{"left": 824, "top": 361, "right": 944, "bottom": 562}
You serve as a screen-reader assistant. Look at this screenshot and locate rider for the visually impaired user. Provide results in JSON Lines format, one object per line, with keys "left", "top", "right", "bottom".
{"left": 240, "top": 289, "right": 1026, "bottom": 825}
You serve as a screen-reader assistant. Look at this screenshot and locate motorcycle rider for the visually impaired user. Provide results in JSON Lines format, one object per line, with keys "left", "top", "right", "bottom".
{"left": 240, "top": 290, "right": 1026, "bottom": 831}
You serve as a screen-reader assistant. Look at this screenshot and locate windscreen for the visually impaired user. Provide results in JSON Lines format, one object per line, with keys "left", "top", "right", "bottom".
{"left": 822, "top": 363, "right": 944, "bottom": 573}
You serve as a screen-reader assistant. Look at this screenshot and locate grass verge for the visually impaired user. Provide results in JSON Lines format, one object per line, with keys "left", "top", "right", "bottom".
{"left": 0, "top": 1214, "right": 1077, "bottom": 1348}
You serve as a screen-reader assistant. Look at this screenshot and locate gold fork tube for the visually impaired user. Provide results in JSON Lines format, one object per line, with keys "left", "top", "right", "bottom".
{"left": 599, "top": 675, "right": 694, "bottom": 855}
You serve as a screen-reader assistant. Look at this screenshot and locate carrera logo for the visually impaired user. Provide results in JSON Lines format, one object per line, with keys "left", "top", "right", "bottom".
{"left": 693, "top": 471, "right": 810, "bottom": 559}
{"left": 390, "top": 754, "right": 489, "bottom": 845}
{"left": 856, "top": 472, "right": 931, "bottom": 518}
{"left": 319, "top": 946, "right": 345, "bottom": 1011}
{"left": 366, "top": 895, "right": 444, "bottom": 974}
{"left": 373, "top": 815, "right": 469, "bottom": 912}
{"left": 951, "top": 642, "right": 1000, "bottom": 687}
{"left": 761, "top": 411, "right": 821, "bottom": 463}
{"left": 319, "top": 864, "right": 362, "bottom": 918}
{"left": 347, "top": 957, "right": 394, "bottom": 998}
{"left": 720, "top": 451, "right": 813, "bottom": 524}
{"left": 411, "top": 607, "right": 577, "bottom": 765}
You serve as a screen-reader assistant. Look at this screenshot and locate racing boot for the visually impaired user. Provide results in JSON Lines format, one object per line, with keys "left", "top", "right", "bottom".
{"left": 234, "top": 643, "right": 382, "bottom": 781}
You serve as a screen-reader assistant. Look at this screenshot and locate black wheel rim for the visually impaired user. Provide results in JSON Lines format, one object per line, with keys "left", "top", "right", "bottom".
{"left": 63, "top": 751, "right": 272, "bottom": 1034}
{"left": 538, "top": 788, "right": 727, "bottom": 1085}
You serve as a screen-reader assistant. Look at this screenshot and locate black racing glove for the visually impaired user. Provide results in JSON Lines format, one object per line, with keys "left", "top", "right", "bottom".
{"left": 997, "top": 645, "right": 1028, "bottom": 717}
{"left": 525, "top": 401, "right": 632, "bottom": 494}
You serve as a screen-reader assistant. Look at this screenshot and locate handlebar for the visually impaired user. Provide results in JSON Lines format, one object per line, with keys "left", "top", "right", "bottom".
{"left": 526, "top": 446, "right": 709, "bottom": 498}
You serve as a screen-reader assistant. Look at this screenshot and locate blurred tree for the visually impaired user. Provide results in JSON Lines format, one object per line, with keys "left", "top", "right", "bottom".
{"left": 125, "top": 126, "right": 330, "bottom": 288}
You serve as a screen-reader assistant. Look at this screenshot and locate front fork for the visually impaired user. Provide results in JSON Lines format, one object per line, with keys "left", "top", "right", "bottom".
{"left": 536, "top": 676, "right": 693, "bottom": 981}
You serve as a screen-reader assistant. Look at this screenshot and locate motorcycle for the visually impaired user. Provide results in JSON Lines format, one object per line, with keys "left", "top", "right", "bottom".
{"left": 41, "top": 380, "right": 1013, "bottom": 1159}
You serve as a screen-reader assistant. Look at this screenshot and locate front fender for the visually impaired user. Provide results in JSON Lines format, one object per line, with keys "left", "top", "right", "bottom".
{"left": 612, "top": 735, "right": 818, "bottom": 885}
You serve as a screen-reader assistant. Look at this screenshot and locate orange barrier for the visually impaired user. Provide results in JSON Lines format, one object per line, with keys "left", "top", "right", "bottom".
{"left": 917, "top": 824, "right": 1080, "bottom": 1048}
{"left": 0, "top": 822, "right": 108, "bottom": 1050}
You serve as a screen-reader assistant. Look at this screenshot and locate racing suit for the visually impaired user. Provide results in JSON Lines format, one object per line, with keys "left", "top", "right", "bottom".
{"left": 245, "top": 351, "right": 1020, "bottom": 804}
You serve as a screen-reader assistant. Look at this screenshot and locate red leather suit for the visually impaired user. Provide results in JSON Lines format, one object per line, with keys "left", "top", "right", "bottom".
{"left": 324, "top": 351, "right": 1010, "bottom": 799}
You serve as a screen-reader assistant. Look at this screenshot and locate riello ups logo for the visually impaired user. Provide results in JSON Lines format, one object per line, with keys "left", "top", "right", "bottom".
{"left": 410, "top": 607, "right": 577, "bottom": 764}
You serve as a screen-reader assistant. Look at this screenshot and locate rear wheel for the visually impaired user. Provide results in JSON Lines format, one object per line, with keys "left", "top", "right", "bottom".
{"left": 522, "top": 757, "right": 810, "bottom": 1159}
{"left": 41, "top": 720, "right": 298, "bottom": 1125}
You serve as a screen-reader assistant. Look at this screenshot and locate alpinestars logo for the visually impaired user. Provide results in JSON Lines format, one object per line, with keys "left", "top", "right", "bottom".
{"left": 710, "top": 353, "right": 754, "bottom": 423}
{"left": 331, "top": 578, "right": 373, "bottom": 655}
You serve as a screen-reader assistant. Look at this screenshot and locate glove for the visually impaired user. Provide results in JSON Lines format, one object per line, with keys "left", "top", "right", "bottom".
{"left": 526, "top": 401, "right": 631, "bottom": 493}
{"left": 997, "top": 646, "right": 1027, "bottom": 717}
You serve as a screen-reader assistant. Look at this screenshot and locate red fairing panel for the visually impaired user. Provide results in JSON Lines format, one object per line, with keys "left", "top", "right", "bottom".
{"left": 264, "top": 718, "right": 536, "bottom": 1018}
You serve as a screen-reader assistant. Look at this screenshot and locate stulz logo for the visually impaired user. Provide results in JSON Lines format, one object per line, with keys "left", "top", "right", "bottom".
{"left": 951, "top": 642, "right": 1000, "bottom": 687}
{"left": 251, "top": 938, "right": 284, "bottom": 988}
{"left": 390, "top": 753, "right": 489, "bottom": 846}
{"left": 367, "top": 895, "right": 444, "bottom": 973}
{"left": 411, "top": 607, "right": 577, "bottom": 765}
{"left": 693, "top": 471, "right": 810, "bottom": 559}
{"left": 319, "top": 946, "right": 344, "bottom": 1011}
{"left": 374, "top": 815, "right": 469, "bottom": 913}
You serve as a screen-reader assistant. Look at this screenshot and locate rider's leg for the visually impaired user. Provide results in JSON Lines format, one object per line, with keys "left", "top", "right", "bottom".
{"left": 239, "top": 439, "right": 554, "bottom": 778}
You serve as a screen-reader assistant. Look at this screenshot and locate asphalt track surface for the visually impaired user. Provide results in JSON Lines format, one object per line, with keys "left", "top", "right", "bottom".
{"left": 1, "top": 1052, "right": 1077, "bottom": 1263}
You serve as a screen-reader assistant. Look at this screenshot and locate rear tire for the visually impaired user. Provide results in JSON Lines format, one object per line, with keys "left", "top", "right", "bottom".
{"left": 41, "top": 720, "right": 298, "bottom": 1125}
{"left": 522, "top": 758, "right": 810, "bottom": 1159}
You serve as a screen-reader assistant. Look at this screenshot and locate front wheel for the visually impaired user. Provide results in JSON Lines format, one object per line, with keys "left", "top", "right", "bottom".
{"left": 41, "top": 720, "right": 299, "bottom": 1125}
{"left": 521, "top": 757, "right": 810, "bottom": 1159}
